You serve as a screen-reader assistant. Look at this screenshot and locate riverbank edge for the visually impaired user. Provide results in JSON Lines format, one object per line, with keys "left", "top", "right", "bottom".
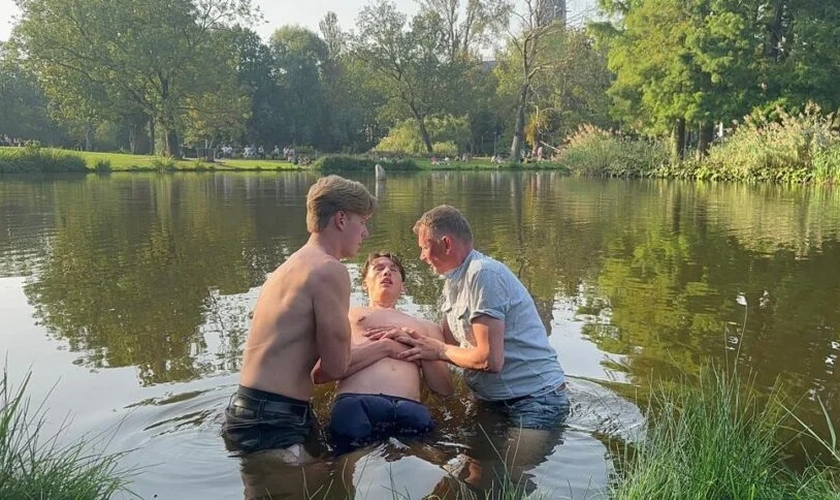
{"left": 0, "top": 148, "right": 575, "bottom": 174}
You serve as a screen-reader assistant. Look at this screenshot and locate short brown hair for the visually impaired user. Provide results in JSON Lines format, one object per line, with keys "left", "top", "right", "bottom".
{"left": 306, "top": 175, "right": 377, "bottom": 233}
{"left": 413, "top": 205, "right": 473, "bottom": 243}
{"left": 361, "top": 251, "right": 406, "bottom": 283}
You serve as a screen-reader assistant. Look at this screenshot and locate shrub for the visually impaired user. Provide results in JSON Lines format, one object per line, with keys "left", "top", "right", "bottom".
{"left": 558, "top": 125, "right": 669, "bottom": 177}
{"left": 432, "top": 141, "right": 459, "bottom": 156}
{"left": 0, "top": 147, "right": 88, "bottom": 174}
{"left": 373, "top": 116, "right": 470, "bottom": 155}
{"left": 313, "top": 155, "right": 418, "bottom": 173}
{"left": 151, "top": 155, "right": 177, "bottom": 172}
{"left": 93, "top": 159, "right": 112, "bottom": 173}
{"left": 704, "top": 103, "right": 840, "bottom": 183}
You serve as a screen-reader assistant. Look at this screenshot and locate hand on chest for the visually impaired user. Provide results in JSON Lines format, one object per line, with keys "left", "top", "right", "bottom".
{"left": 351, "top": 309, "right": 422, "bottom": 342}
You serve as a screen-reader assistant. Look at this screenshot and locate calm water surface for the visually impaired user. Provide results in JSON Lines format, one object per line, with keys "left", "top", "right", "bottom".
{"left": 1, "top": 172, "right": 839, "bottom": 499}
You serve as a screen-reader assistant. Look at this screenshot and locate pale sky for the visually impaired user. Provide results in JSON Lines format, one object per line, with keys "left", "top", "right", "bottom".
{"left": 0, "top": 0, "right": 596, "bottom": 43}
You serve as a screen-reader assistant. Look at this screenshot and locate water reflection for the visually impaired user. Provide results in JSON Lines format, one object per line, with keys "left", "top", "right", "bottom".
{"left": 2, "top": 173, "right": 839, "bottom": 497}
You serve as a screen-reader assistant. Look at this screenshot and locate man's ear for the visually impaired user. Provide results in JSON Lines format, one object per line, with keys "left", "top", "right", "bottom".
{"left": 441, "top": 235, "right": 453, "bottom": 254}
{"left": 334, "top": 210, "right": 347, "bottom": 230}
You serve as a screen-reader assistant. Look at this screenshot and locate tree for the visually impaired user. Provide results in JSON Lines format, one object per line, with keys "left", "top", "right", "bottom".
{"left": 596, "top": 0, "right": 840, "bottom": 160}
{"left": 14, "top": 0, "right": 255, "bottom": 157}
{"left": 270, "top": 26, "right": 331, "bottom": 148}
{"left": 0, "top": 41, "right": 68, "bottom": 145}
{"left": 353, "top": 0, "right": 461, "bottom": 153}
{"left": 502, "top": 0, "right": 566, "bottom": 160}
{"left": 416, "top": 0, "right": 509, "bottom": 62}
{"left": 496, "top": 27, "right": 613, "bottom": 150}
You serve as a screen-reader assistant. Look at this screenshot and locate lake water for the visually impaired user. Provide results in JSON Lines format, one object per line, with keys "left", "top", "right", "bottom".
{"left": 1, "top": 172, "right": 838, "bottom": 499}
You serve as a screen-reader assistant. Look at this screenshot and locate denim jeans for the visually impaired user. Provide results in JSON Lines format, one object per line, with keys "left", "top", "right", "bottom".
{"left": 489, "top": 385, "right": 570, "bottom": 430}
{"left": 330, "top": 393, "right": 435, "bottom": 451}
{"left": 222, "top": 386, "right": 313, "bottom": 454}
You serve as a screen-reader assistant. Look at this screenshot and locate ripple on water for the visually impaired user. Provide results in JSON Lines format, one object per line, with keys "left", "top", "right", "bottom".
{"left": 109, "top": 374, "right": 643, "bottom": 500}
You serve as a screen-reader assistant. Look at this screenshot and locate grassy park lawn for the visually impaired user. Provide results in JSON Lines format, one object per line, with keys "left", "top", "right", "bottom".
{"left": 74, "top": 150, "right": 300, "bottom": 171}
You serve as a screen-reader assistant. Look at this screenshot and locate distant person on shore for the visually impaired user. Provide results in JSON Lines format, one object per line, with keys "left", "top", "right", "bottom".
{"left": 223, "top": 175, "right": 377, "bottom": 460}
{"left": 314, "top": 252, "right": 452, "bottom": 451}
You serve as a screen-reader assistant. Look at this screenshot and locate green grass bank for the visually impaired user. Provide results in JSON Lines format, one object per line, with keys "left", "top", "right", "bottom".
{"left": 1, "top": 148, "right": 573, "bottom": 174}
{"left": 610, "top": 365, "right": 840, "bottom": 499}
{"left": 1, "top": 371, "right": 133, "bottom": 499}
{"left": 0, "top": 147, "right": 303, "bottom": 173}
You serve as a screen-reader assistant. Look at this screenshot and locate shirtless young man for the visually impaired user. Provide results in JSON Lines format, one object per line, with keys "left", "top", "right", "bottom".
{"left": 313, "top": 252, "right": 453, "bottom": 448}
{"left": 222, "top": 175, "right": 377, "bottom": 455}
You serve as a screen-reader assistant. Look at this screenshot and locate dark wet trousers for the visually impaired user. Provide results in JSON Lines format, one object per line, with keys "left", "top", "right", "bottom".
{"left": 330, "top": 393, "right": 434, "bottom": 450}
{"left": 222, "top": 385, "right": 312, "bottom": 454}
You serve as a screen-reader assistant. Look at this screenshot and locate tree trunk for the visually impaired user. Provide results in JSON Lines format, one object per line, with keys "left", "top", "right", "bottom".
{"left": 149, "top": 116, "right": 156, "bottom": 156}
{"left": 695, "top": 123, "right": 714, "bottom": 161}
{"left": 160, "top": 77, "right": 181, "bottom": 158}
{"left": 671, "top": 118, "right": 686, "bottom": 162}
{"left": 509, "top": 84, "right": 529, "bottom": 161}
{"left": 164, "top": 127, "right": 180, "bottom": 158}
{"left": 408, "top": 105, "right": 433, "bottom": 153}
{"left": 129, "top": 126, "right": 137, "bottom": 154}
{"left": 84, "top": 121, "right": 93, "bottom": 151}
{"left": 417, "top": 118, "right": 433, "bottom": 154}
{"left": 766, "top": 0, "right": 787, "bottom": 61}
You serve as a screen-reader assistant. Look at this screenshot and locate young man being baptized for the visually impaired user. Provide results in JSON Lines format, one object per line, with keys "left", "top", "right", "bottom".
{"left": 313, "top": 252, "right": 453, "bottom": 449}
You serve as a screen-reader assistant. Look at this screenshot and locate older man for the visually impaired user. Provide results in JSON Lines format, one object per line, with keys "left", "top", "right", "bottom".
{"left": 314, "top": 252, "right": 453, "bottom": 449}
{"left": 368, "top": 205, "right": 568, "bottom": 429}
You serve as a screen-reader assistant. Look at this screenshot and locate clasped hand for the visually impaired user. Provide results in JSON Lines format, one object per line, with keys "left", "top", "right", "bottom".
{"left": 364, "top": 326, "right": 445, "bottom": 363}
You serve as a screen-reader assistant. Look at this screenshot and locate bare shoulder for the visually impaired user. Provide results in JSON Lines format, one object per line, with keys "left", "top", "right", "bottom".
{"left": 309, "top": 257, "right": 350, "bottom": 290}
{"left": 349, "top": 306, "right": 368, "bottom": 322}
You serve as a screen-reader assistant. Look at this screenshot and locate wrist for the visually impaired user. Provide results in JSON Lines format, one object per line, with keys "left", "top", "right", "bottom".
{"left": 437, "top": 341, "right": 448, "bottom": 361}
{"left": 381, "top": 339, "right": 398, "bottom": 356}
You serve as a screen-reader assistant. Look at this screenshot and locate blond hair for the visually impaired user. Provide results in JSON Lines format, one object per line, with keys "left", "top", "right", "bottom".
{"left": 413, "top": 205, "right": 473, "bottom": 243}
{"left": 306, "top": 175, "right": 377, "bottom": 233}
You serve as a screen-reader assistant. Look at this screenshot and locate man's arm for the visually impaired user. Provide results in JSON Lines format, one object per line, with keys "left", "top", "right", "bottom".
{"left": 419, "top": 321, "right": 454, "bottom": 396}
{"left": 390, "top": 269, "right": 508, "bottom": 372}
{"left": 383, "top": 316, "right": 505, "bottom": 373}
{"left": 312, "top": 339, "right": 407, "bottom": 384}
{"left": 312, "top": 261, "right": 352, "bottom": 380}
{"left": 433, "top": 316, "right": 505, "bottom": 372}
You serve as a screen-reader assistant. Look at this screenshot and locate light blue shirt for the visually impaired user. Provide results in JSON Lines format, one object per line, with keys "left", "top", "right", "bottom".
{"left": 442, "top": 250, "right": 566, "bottom": 401}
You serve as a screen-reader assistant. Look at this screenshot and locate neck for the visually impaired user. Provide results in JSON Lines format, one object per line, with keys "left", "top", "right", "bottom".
{"left": 448, "top": 243, "right": 474, "bottom": 271}
{"left": 368, "top": 297, "right": 397, "bottom": 309}
{"left": 307, "top": 232, "right": 343, "bottom": 259}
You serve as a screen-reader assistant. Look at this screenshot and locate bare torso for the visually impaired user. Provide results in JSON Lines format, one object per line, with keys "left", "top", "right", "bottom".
{"left": 337, "top": 307, "right": 436, "bottom": 401}
{"left": 239, "top": 245, "right": 340, "bottom": 401}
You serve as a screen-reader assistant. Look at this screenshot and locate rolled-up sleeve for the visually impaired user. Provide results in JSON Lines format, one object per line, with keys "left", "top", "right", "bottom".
{"left": 468, "top": 269, "right": 508, "bottom": 321}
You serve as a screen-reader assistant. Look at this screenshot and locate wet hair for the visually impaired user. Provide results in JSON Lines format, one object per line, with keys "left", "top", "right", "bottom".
{"left": 361, "top": 251, "right": 406, "bottom": 283}
{"left": 412, "top": 204, "right": 473, "bottom": 243}
{"left": 306, "top": 175, "right": 377, "bottom": 233}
